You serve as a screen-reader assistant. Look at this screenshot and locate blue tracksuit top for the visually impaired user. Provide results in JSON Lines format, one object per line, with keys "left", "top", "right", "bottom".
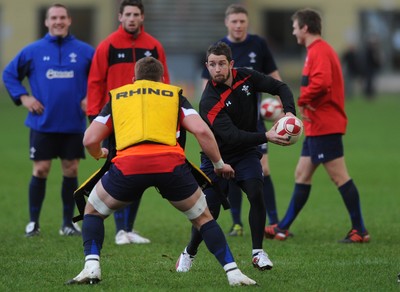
{"left": 2, "top": 33, "right": 94, "bottom": 133}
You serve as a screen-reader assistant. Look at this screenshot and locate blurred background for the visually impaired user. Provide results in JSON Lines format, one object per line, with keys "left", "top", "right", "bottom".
{"left": 0, "top": 0, "right": 399, "bottom": 100}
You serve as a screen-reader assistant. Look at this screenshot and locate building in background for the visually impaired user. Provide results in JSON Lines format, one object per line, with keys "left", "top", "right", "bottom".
{"left": 248, "top": 1, "right": 400, "bottom": 93}
{"left": 1, "top": 0, "right": 399, "bottom": 95}
{"left": 0, "top": 0, "right": 116, "bottom": 80}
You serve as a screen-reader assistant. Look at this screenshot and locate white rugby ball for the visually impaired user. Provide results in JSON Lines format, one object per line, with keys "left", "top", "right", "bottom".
{"left": 260, "top": 97, "right": 283, "bottom": 121}
{"left": 275, "top": 116, "right": 303, "bottom": 144}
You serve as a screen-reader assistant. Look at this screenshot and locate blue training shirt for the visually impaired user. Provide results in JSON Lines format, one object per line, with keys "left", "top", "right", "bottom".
{"left": 2, "top": 33, "right": 94, "bottom": 133}
{"left": 201, "top": 34, "right": 278, "bottom": 79}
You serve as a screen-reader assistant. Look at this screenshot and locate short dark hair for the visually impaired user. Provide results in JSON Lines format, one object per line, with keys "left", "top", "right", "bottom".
{"left": 135, "top": 57, "right": 164, "bottom": 81}
{"left": 292, "top": 8, "right": 322, "bottom": 35}
{"left": 119, "top": 0, "right": 144, "bottom": 15}
{"left": 46, "top": 3, "right": 70, "bottom": 19}
{"left": 225, "top": 4, "right": 248, "bottom": 18}
{"left": 206, "top": 42, "right": 233, "bottom": 63}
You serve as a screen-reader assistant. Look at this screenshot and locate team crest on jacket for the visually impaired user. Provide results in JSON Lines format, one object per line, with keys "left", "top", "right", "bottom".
{"left": 242, "top": 85, "right": 251, "bottom": 96}
{"left": 69, "top": 53, "right": 77, "bottom": 63}
{"left": 249, "top": 52, "right": 256, "bottom": 63}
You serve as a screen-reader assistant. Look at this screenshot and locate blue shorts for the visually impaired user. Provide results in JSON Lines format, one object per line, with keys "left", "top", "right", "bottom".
{"left": 301, "top": 134, "right": 344, "bottom": 164}
{"left": 101, "top": 162, "right": 199, "bottom": 202}
{"left": 200, "top": 150, "right": 263, "bottom": 211}
{"left": 201, "top": 150, "right": 263, "bottom": 184}
{"left": 29, "top": 129, "right": 85, "bottom": 161}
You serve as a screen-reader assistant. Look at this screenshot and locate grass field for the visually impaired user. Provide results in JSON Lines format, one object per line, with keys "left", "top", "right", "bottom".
{"left": 0, "top": 90, "right": 399, "bottom": 291}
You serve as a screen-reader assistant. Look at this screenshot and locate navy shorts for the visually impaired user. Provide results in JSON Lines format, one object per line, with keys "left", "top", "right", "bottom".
{"left": 101, "top": 162, "right": 199, "bottom": 202}
{"left": 29, "top": 129, "right": 85, "bottom": 161}
{"left": 201, "top": 150, "right": 263, "bottom": 184}
{"left": 200, "top": 150, "right": 263, "bottom": 211}
{"left": 301, "top": 134, "right": 344, "bottom": 164}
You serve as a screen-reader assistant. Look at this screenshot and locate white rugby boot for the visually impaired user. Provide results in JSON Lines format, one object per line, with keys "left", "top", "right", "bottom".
{"left": 66, "top": 255, "right": 101, "bottom": 285}
{"left": 225, "top": 263, "right": 257, "bottom": 286}
{"left": 252, "top": 250, "right": 273, "bottom": 271}
{"left": 175, "top": 247, "right": 195, "bottom": 272}
{"left": 126, "top": 230, "right": 150, "bottom": 244}
{"left": 115, "top": 230, "right": 130, "bottom": 245}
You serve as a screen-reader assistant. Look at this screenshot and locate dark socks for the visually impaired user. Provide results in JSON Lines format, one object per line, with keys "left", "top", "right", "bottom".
{"left": 186, "top": 193, "right": 222, "bottom": 256}
{"left": 29, "top": 176, "right": 46, "bottom": 223}
{"left": 114, "top": 207, "right": 127, "bottom": 232}
{"left": 339, "top": 179, "right": 366, "bottom": 232}
{"left": 127, "top": 200, "right": 140, "bottom": 231}
{"left": 186, "top": 226, "right": 203, "bottom": 256}
{"left": 113, "top": 200, "right": 141, "bottom": 232}
{"left": 61, "top": 176, "right": 78, "bottom": 226}
{"left": 227, "top": 181, "right": 243, "bottom": 226}
{"left": 82, "top": 214, "right": 104, "bottom": 256}
{"left": 200, "top": 220, "right": 234, "bottom": 267}
{"left": 279, "top": 183, "right": 311, "bottom": 230}
{"left": 263, "top": 175, "right": 278, "bottom": 225}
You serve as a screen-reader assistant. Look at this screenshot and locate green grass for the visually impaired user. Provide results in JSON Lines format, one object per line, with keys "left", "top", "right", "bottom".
{"left": 0, "top": 90, "right": 399, "bottom": 291}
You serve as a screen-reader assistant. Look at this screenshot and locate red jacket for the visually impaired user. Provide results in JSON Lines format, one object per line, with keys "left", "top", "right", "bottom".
{"left": 87, "top": 25, "right": 170, "bottom": 117}
{"left": 299, "top": 39, "right": 347, "bottom": 136}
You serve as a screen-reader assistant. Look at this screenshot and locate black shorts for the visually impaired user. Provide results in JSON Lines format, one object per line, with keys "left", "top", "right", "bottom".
{"left": 301, "top": 134, "right": 344, "bottom": 164}
{"left": 200, "top": 150, "right": 263, "bottom": 210}
{"left": 29, "top": 129, "right": 85, "bottom": 161}
{"left": 201, "top": 150, "right": 263, "bottom": 183}
{"left": 101, "top": 162, "right": 199, "bottom": 202}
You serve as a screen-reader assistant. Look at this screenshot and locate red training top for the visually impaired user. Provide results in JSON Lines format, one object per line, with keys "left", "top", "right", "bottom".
{"left": 298, "top": 39, "right": 347, "bottom": 136}
{"left": 87, "top": 25, "right": 170, "bottom": 117}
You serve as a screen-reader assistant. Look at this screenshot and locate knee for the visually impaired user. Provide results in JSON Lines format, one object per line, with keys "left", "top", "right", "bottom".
{"left": 87, "top": 188, "right": 112, "bottom": 218}
{"left": 184, "top": 193, "right": 207, "bottom": 220}
{"left": 63, "top": 166, "right": 79, "bottom": 177}
{"left": 245, "top": 187, "right": 264, "bottom": 205}
{"left": 261, "top": 157, "right": 271, "bottom": 176}
{"left": 262, "top": 166, "right": 271, "bottom": 176}
{"left": 192, "top": 212, "right": 214, "bottom": 230}
{"left": 33, "top": 165, "right": 50, "bottom": 178}
{"left": 62, "top": 160, "right": 79, "bottom": 177}
{"left": 65, "top": 169, "right": 78, "bottom": 177}
{"left": 84, "top": 202, "right": 106, "bottom": 218}
{"left": 294, "top": 168, "right": 312, "bottom": 184}
{"left": 331, "top": 175, "right": 350, "bottom": 188}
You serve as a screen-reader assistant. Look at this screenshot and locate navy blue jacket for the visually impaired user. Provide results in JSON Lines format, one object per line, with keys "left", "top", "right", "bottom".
{"left": 201, "top": 34, "right": 278, "bottom": 79}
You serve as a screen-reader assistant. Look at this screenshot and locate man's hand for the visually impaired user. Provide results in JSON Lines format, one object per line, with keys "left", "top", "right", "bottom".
{"left": 299, "top": 104, "right": 315, "bottom": 122}
{"left": 20, "top": 95, "right": 44, "bottom": 115}
{"left": 80, "top": 97, "right": 87, "bottom": 113}
{"left": 93, "top": 147, "right": 109, "bottom": 160}
{"left": 214, "top": 163, "right": 235, "bottom": 179}
{"left": 265, "top": 123, "right": 292, "bottom": 146}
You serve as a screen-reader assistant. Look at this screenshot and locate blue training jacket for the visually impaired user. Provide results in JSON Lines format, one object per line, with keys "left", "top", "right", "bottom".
{"left": 2, "top": 33, "right": 94, "bottom": 133}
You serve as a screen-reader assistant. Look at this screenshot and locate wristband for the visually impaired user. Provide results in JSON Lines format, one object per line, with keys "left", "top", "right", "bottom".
{"left": 212, "top": 159, "right": 224, "bottom": 169}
